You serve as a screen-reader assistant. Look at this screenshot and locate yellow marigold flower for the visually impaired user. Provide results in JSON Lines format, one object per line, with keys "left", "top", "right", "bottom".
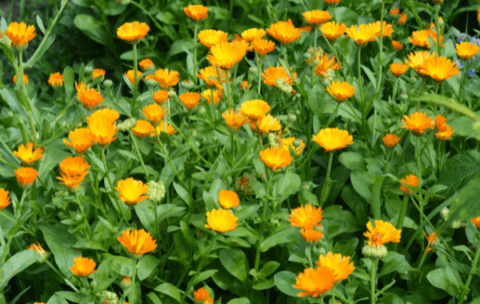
{"left": 92, "top": 69, "right": 105, "bottom": 80}
{"left": 194, "top": 287, "right": 213, "bottom": 303}
{"left": 399, "top": 174, "right": 420, "bottom": 194}
{"left": 14, "top": 143, "right": 44, "bottom": 165}
{"left": 436, "top": 124, "right": 454, "bottom": 140}
{"left": 63, "top": 128, "right": 94, "bottom": 154}
{"left": 88, "top": 108, "right": 120, "bottom": 124}
{"left": 293, "top": 266, "right": 334, "bottom": 298}
{"left": 420, "top": 56, "right": 460, "bottom": 82}
{"left": 301, "top": 228, "right": 323, "bottom": 243}
{"left": 124, "top": 69, "right": 142, "bottom": 84}
{"left": 252, "top": 114, "right": 282, "bottom": 134}
{"left": 139, "top": 58, "right": 154, "bottom": 70}
{"left": 184, "top": 5, "right": 208, "bottom": 21}
{"left": 132, "top": 120, "right": 155, "bottom": 138}
{"left": 314, "top": 52, "right": 340, "bottom": 77}
{"left": 153, "top": 90, "right": 169, "bottom": 104}
{"left": 57, "top": 156, "right": 90, "bottom": 190}
{"left": 88, "top": 118, "right": 117, "bottom": 147}
{"left": 316, "top": 252, "right": 355, "bottom": 282}
{"left": 197, "top": 66, "right": 226, "bottom": 87}
{"left": 325, "top": 0, "right": 341, "bottom": 3}
{"left": 205, "top": 208, "right": 238, "bottom": 233}
{"left": 425, "top": 232, "right": 437, "bottom": 254}
{"left": 69, "top": 257, "right": 97, "bottom": 277}
{"left": 118, "top": 229, "right": 157, "bottom": 256}
{"left": 313, "top": 128, "right": 353, "bottom": 152}
{"left": 152, "top": 121, "right": 177, "bottom": 136}
{"left": 409, "top": 30, "right": 442, "bottom": 49}
{"left": 222, "top": 109, "right": 247, "bottom": 131}
{"left": 76, "top": 82, "right": 104, "bottom": 109}
{"left": 405, "top": 51, "right": 435, "bottom": 76}
{"left": 218, "top": 189, "right": 240, "bottom": 209}
{"left": 179, "top": 92, "right": 201, "bottom": 110}
{"left": 233, "top": 33, "right": 252, "bottom": 52}
{"left": 13, "top": 74, "right": 28, "bottom": 85}
{"left": 0, "top": 189, "right": 11, "bottom": 210}
{"left": 326, "top": 81, "right": 355, "bottom": 102}
{"left": 241, "top": 28, "right": 266, "bottom": 42}
{"left": 472, "top": 216, "right": 480, "bottom": 229}
{"left": 398, "top": 13, "right": 408, "bottom": 25}
{"left": 3, "top": 22, "right": 36, "bottom": 48}
{"left": 346, "top": 24, "right": 377, "bottom": 46}
{"left": 266, "top": 19, "right": 301, "bottom": 45}
{"left": 390, "top": 8, "right": 400, "bottom": 15}
{"left": 154, "top": 69, "right": 179, "bottom": 88}
{"left": 281, "top": 137, "right": 305, "bottom": 156}
{"left": 15, "top": 167, "right": 38, "bottom": 188}
{"left": 289, "top": 204, "right": 323, "bottom": 229}
{"left": 392, "top": 40, "right": 404, "bottom": 51}
{"left": 390, "top": 63, "right": 409, "bottom": 76}
{"left": 383, "top": 134, "right": 401, "bottom": 148}
{"left": 239, "top": 99, "right": 271, "bottom": 120}
{"left": 371, "top": 21, "right": 394, "bottom": 38}
{"left": 364, "top": 220, "right": 401, "bottom": 248}
{"left": 402, "top": 112, "right": 432, "bottom": 135}
{"left": 201, "top": 88, "right": 223, "bottom": 105}
{"left": 143, "top": 104, "right": 165, "bottom": 124}
{"left": 320, "top": 22, "right": 347, "bottom": 41}
{"left": 198, "top": 29, "right": 229, "bottom": 48}
{"left": 117, "top": 21, "right": 150, "bottom": 43}
{"left": 262, "top": 66, "right": 296, "bottom": 87}
{"left": 456, "top": 42, "right": 480, "bottom": 60}
{"left": 48, "top": 72, "right": 64, "bottom": 87}
{"left": 207, "top": 41, "right": 248, "bottom": 69}
{"left": 116, "top": 177, "right": 149, "bottom": 205}
{"left": 28, "top": 242, "right": 48, "bottom": 259}
{"left": 303, "top": 10, "right": 332, "bottom": 26}
{"left": 259, "top": 146, "right": 293, "bottom": 171}
{"left": 240, "top": 80, "right": 249, "bottom": 91}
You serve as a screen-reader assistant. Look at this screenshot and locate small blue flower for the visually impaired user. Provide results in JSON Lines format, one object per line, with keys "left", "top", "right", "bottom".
{"left": 454, "top": 60, "right": 464, "bottom": 68}
{"left": 469, "top": 70, "right": 475, "bottom": 77}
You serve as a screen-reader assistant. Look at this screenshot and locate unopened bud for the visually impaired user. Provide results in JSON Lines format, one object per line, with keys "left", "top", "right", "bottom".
{"left": 198, "top": 107, "right": 207, "bottom": 117}
{"left": 288, "top": 113, "right": 297, "bottom": 123}
{"left": 168, "top": 90, "right": 177, "bottom": 98}
{"left": 84, "top": 66, "right": 93, "bottom": 76}
{"left": 451, "top": 220, "right": 462, "bottom": 229}
{"left": 362, "top": 244, "right": 387, "bottom": 258}
{"left": 441, "top": 208, "right": 449, "bottom": 221}
{"left": 103, "top": 79, "right": 113, "bottom": 89}
{"left": 146, "top": 180, "right": 166, "bottom": 203}
{"left": 117, "top": 118, "right": 136, "bottom": 132}
{"left": 400, "top": 93, "right": 408, "bottom": 101}
{"left": 120, "top": 276, "right": 132, "bottom": 290}
{"left": 276, "top": 78, "right": 293, "bottom": 94}
{"left": 90, "top": 280, "right": 98, "bottom": 289}
{"left": 268, "top": 133, "right": 277, "bottom": 147}
{"left": 293, "top": 139, "right": 302, "bottom": 148}
{"left": 180, "top": 79, "right": 194, "bottom": 90}
{"left": 75, "top": 213, "right": 83, "bottom": 222}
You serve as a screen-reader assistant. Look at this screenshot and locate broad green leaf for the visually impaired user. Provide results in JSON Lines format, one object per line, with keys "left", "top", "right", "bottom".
{"left": 219, "top": 249, "right": 249, "bottom": 283}
{"left": 411, "top": 94, "right": 478, "bottom": 121}
{"left": 155, "top": 283, "right": 182, "bottom": 302}
{"left": 276, "top": 172, "right": 301, "bottom": 201}
{"left": 226, "top": 298, "right": 250, "bottom": 304}
{"left": 73, "top": 14, "right": 110, "bottom": 46}
{"left": 137, "top": 255, "right": 161, "bottom": 281}
{"left": 191, "top": 269, "right": 218, "bottom": 286}
{"left": 274, "top": 271, "right": 299, "bottom": 297}
{"left": 261, "top": 227, "right": 298, "bottom": 252}
{"left": 426, "top": 266, "right": 463, "bottom": 297}
{"left": 0, "top": 250, "right": 39, "bottom": 289}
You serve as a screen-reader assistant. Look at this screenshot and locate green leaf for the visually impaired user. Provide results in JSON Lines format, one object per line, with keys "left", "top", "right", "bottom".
{"left": 258, "top": 261, "right": 280, "bottom": 277}
{"left": 411, "top": 94, "right": 478, "bottom": 121}
{"left": 137, "top": 255, "right": 161, "bottom": 281}
{"left": 261, "top": 227, "right": 298, "bottom": 252}
{"left": 107, "top": 255, "right": 133, "bottom": 277}
{"left": 442, "top": 177, "right": 480, "bottom": 230}
{"left": 63, "top": 66, "right": 75, "bottom": 101}
{"left": 276, "top": 172, "right": 301, "bottom": 201}
{"left": 0, "top": 250, "right": 39, "bottom": 289}
{"left": 378, "top": 252, "right": 413, "bottom": 277}
{"left": 73, "top": 239, "right": 105, "bottom": 251}
{"left": 226, "top": 298, "right": 250, "bottom": 304}
{"left": 73, "top": 14, "right": 110, "bottom": 46}
{"left": 371, "top": 176, "right": 387, "bottom": 220}
{"left": 46, "top": 295, "right": 69, "bottom": 304}
{"left": 173, "top": 182, "right": 192, "bottom": 207}
{"left": 156, "top": 12, "right": 177, "bottom": 25}
{"left": 219, "top": 248, "right": 249, "bottom": 283}
{"left": 339, "top": 152, "right": 365, "bottom": 170}
{"left": 274, "top": 271, "right": 299, "bottom": 297}
{"left": 426, "top": 265, "right": 463, "bottom": 297}
{"left": 0, "top": 41, "right": 15, "bottom": 65}
{"left": 191, "top": 269, "right": 218, "bottom": 286}
{"left": 24, "top": 35, "right": 56, "bottom": 69}
{"left": 155, "top": 283, "right": 182, "bottom": 302}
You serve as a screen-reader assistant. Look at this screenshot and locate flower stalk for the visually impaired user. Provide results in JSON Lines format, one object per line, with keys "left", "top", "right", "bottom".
{"left": 320, "top": 152, "right": 334, "bottom": 206}
{"left": 129, "top": 131, "right": 149, "bottom": 177}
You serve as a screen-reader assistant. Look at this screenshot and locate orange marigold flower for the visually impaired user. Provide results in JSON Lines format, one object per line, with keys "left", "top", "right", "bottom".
{"left": 266, "top": 19, "right": 301, "bottom": 45}
{"left": 316, "top": 252, "right": 355, "bottom": 282}
{"left": 390, "top": 8, "right": 400, "bottom": 15}
{"left": 425, "top": 232, "right": 437, "bottom": 254}
{"left": 320, "top": 22, "right": 347, "bottom": 41}
{"left": 184, "top": 5, "right": 208, "bottom": 21}
{"left": 239, "top": 99, "right": 271, "bottom": 120}
{"left": 70, "top": 257, "right": 97, "bottom": 277}
{"left": 392, "top": 40, "right": 404, "bottom": 51}
{"left": 92, "top": 69, "right": 105, "bottom": 80}
{"left": 472, "top": 216, "right": 480, "bottom": 229}
{"left": 218, "top": 189, "right": 240, "bottom": 209}
{"left": 88, "top": 108, "right": 120, "bottom": 124}
{"left": 399, "top": 174, "right": 420, "bottom": 195}
{"left": 298, "top": 26, "right": 312, "bottom": 34}
{"left": 197, "top": 66, "right": 226, "bottom": 87}
{"left": 371, "top": 21, "right": 394, "bottom": 38}
{"left": 390, "top": 63, "right": 409, "bottom": 76}
{"left": 139, "top": 58, "right": 154, "bottom": 70}
{"left": 117, "top": 21, "right": 150, "bottom": 43}
{"left": 240, "top": 80, "right": 249, "bottom": 91}
{"left": 419, "top": 56, "right": 460, "bottom": 82}
{"left": 207, "top": 41, "right": 248, "bottom": 69}
{"left": 0, "top": 189, "right": 11, "bottom": 210}
{"left": 28, "top": 242, "right": 48, "bottom": 259}
{"left": 143, "top": 104, "right": 165, "bottom": 124}
{"left": 313, "top": 128, "right": 353, "bottom": 152}
{"left": 152, "top": 121, "right": 177, "bottom": 136}
{"left": 179, "top": 92, "right": 201, "bottom": 110}
{"left": 402, "top": 112, "right": 432, "bottom": 135}
{"left": 382, "top": 134, "right": 401, "bottom": 148}
{"left": 205, "top": 208, "right": 238, "bottom": 233}
{"left": 118, "top": 229, "right": 157, "bottom": 256}
{"left": 14, "top": 143, "right": 44, "bottom": 165}
{"left": 222, "top": 109, "right": 247, "bottom": 131}
{"left": 398, "top": 13, "right": 408, "bottom": 25}
{"left": 301, "top": 229, "right": 323, "bottom": 243}
{"left": 154, "top": 69, "right": 179, "bottom": 88}
{"left": 13, "top": 74, "right": 28, "bottom": 85}
{"left": 289, "top": 204, "right": 323, "bottom": 229}
{"left": 124, "top": 69, "right": 142, "bottom": 84}
{"left": 88, "top": 117, "right": 117, "bottom": 147}
{"left": 252, "top": 114, "right": 282, "bottom": 134}
{"left": 252, "top": 39, "right": 276, "bottom": 56}
{"left": 432, "top": 0, "right": 443, "bottom": 3}
{"left": 325, "top": 0, "right": 341, "bottom": 3}
{"left": 132, "top": 120, "right": 155, "bottom": 138}
{"left": 201, "top": 88, "right": 223, "bottom": 105}
{"left": 4, "top": 22, "right": 36, "bottom": 48}
{"left": 435, "top": 124, "right": 454, "bottom": 140}
{"left": 153, "top": 90, "right": 169, "bottom": 104}
{"left": 281, "top": 137, "right": 305, "bottom": 156}
{"left": 434, "top": 115, "right": 448, "bottom": 131}
{"left": 15, "top": 167, "right": 38, "bottom": 188}
{"left": 48, "top": 72, "right": 64, "bottom": 87}
{"left": 259, "top": 146, "right": 293, "bottom": 171}
{"left": 198, "top": 29, "right": 229, "bottom": 48}
{"left": 408, "top": 29, "right": 442, "bottom": 49}
{"left": 194, "top": 287, "right": 213, "bottom": 303}
{"left": 303, "top": 10, "right": 332, "bottom": 26}
{"left": 364, "top": 220, "right": 401, "bottom": 248}
{"left": 346, "top": 24, "right": 377, "bottom": 46}
{"left": 116, "top": 177, "right": 149, "bottom": 205}
{"left": 293, "top": 266, "right": 334, "bottom": 298}
{"left": 76, "top": 82, "right": 104, "bottom": 109}
{"left": 241, "top": 28, "right": 266, "bottom": 42}
{"left": 405, "top": 51, "right": 435, "bottom": 76}
{"left": 63, "top": 128, "right": 94, "bottom": 154}
{"left": 456, "top": 41, "right": 480, "bottom": 60}
{"left": 327, "top": 81, "right": 355, "bottom": 102}
{"left": 314, "top": 52, "right": 340, "bottom": 77}
{"left": 262, "top": 66, "right": 296, "bottom": 87}
{"left": 57, "top": 156, "right": 90, "bottom": 190}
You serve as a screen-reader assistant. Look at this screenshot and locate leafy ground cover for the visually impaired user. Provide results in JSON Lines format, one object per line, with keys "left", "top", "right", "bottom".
{"left": 1, "top": 0, "right": 480, "bottom": 304}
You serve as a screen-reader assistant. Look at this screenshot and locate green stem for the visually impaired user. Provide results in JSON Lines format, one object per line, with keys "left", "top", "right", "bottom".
{"left": 254, "top": 170, "right": 273, "bottom": 272}
{"left": 130, "top": 258, "right": 137, "bottom": 303}
{"left": 205, "top": 137, "right": 231, "bottom": 184}
{"left": 457, "top": 241, "right": 480, "bottom": 304}
{"left": 320, "top": 152, "right": 334, "bottom": 206}
{"left": 370, "top": 259, "right": 377, "bottom": 304}
{"left": 332, "top": 284, "right": 336, "bottom": 304}
{"left": 459, "top": 59, "right": 468, "bottom": 102}
{"left": 377, "top": 0, "right": 385, "bottom": 92}
{"left": 311, "top": 27, "right": 318, "bottom": 89}
{"left": 130, "top": 1, "right": 167, "bottom": 36}
{"left": 129, "top": 132, "right": 149, "bottom": 176}
{"left": 416, "top": 251, "right": 427, "bottom": 284}
{"left": 435, "top": 4, "right": 441, "bottom": 56}
{"left": 154, "top": 128, "right": 188, "bottom": 189}
{"left": 257, "top": 54, "right": 263, "bottom": 96}
{"left": 226, "top": 68, "right": 232, "bottom": 109}
{"left": 45, "top": 259, "right": 79, "bottom": 292}
{"left": 417, "top": 78, "right": 425, "bottom": 111}
{"left": 75, "top": 192, "right": 93, "bottom": 237}
{"left": 393, "top": 195, "right": 409, "bottom": 252}
{"left": 132, "top": 43, "right": 138, "bottom": 116}
{"left": 282, "top": 45, "right": 291, "bottom": 74}
{"left": 416, "top": 137, "right": 422, "bottom": 180}
{"left": 167, "top": 120, "right": 212, "bottom": 166}
{"left": 326, "top": 102, "right": 341, "bottom": 127}
{"left": 193, "top": 22, "right": 199, "bottom": 85}
{"left": 210, "top": 87, "right": 217, "bottom": 122}
{"left": 391, "top": 78, "right": 399, "bottom": 104}
{"left": 101, "top": 148, "right": 124, "bottom": 216}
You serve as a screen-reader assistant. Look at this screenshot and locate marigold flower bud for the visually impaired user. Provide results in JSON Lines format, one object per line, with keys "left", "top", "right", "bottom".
{"left": 293, "top": 139, "right": 302, "bottom": 148}
{"left": 117, "top": 118, "right": 136, "bottom": 132}
{"left": 198, "top": 107, "right": 207, "bottom": 116}
{"left": 268, "top": 133, "right": 277, "bottom": 147}
{"left": 84, "top": 66, "right": 93, "bottom": 76}
{"left": 451, "top": 220, "right": 462, "bottom": 229}
{"left": 400, "top": 93, "right": 408, "bottom": 101}
{"left": 441, "top": 207, "right": 449, "bottom": 221}
{"left": 180, "top": 79, "right": 194, "bottom": 90}
{"left": 362, "top": 244, "right": 387, "bottom": 258}
{"left": 97, "top": 291, "right": 119, "bottom": 304}
{"left": 168, "top": 90, "right": 177, "bottom": 97}
{"left": 288, "top": 113, "right": 297, "bottom": 122}
{"left": 75, "top": 213, "right": 83, "bottom": 222}
{"left": 146, "top": 180, "right": 166, "bottom": 202}
{"left": 276, "top": 78, "right": 293, "bottom": 94}
{"left": 103, "top": 79, "right": 113, "bottom": 89}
